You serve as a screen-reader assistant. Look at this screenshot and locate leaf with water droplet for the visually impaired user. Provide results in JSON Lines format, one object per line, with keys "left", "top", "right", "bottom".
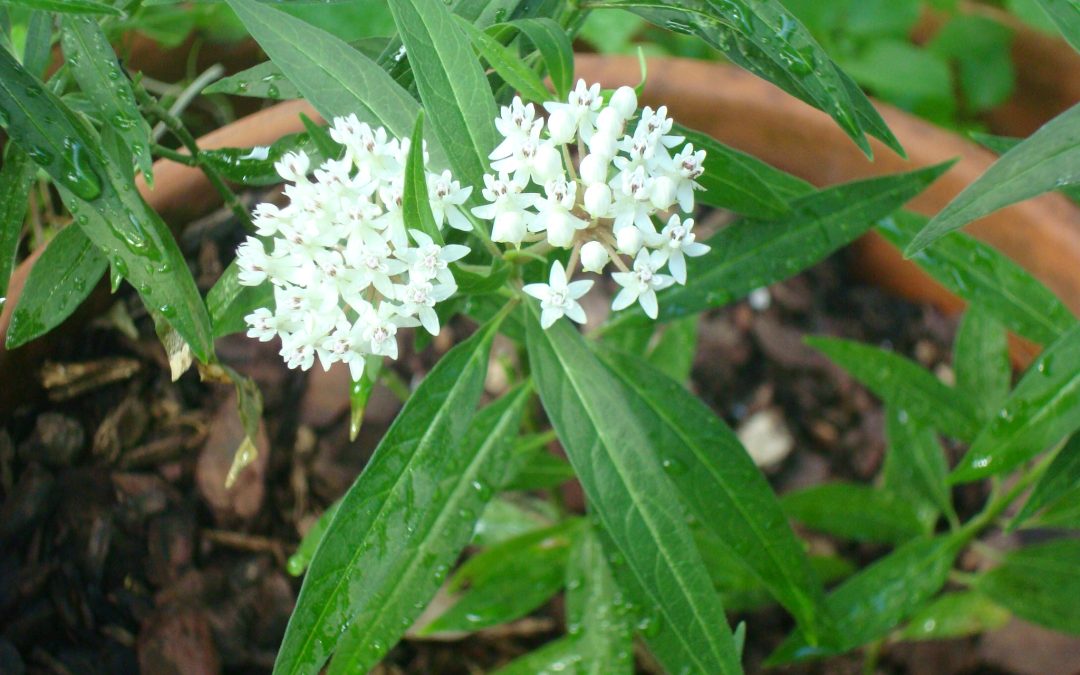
{"left": 5, "top": 224, "right": 107, "bottom": 350}
{"left": 0, "top": 145, "right": 37, "bottom": 303}
{"left": 565, "top": 528, "right": 633, "bottom": 674}
{"left": 60, "top": 16, "right": 155, "bottom": 184}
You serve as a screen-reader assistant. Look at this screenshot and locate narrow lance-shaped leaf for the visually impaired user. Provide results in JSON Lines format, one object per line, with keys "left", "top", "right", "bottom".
{"left": 505, "top": 17, "right": 574, "bottom": 99}
{"left": 327, "top": 381, "right": 531, "bottom": 674}
{"left": 0, "top": 48, "right": 214, "bottom": 360}
{"left": 1011, "top": 433, "right": 1080, "bottom": 529}
{"left": 590, "top": 0, "right": 903, "bottom": 157}
{"left": 401, "top": 111, "right": 443, "bottom": 245}
{"left": 286, "top": 501, "right": 341, "bottom": 577}
{"left": 455, "top": 16, "right": 551, "bottom": 104}
{"left": 877, "top": 212, "right": 1076, "bottom": 346}
{"left": 419, "top": 519, "right": 581, "bottom": 635}
{"left": 645, "top": 315, "right": 698, "bottom": 384}
{"left": 970, "top": 132, "right": 1080, "bottom": 202}
{"left": 1, "top": 0, "right": 122, "bottom": 15}
{"left": 899, "top": 592, "right": 1011, "bottom": 642}
{"left": 906, "top": 103, "right": 1080, "bottom": 255}
{"left": 674, "top": 123, "right": 796, "bottom": 218}
{"left": 884, "top": 407, "right": 956, "bottom": 528}
{"left": 605, "top": 163, "right": 950, "bottom": 330}
{"left": 200, "top": 132, "right": 321, "bottom": 186}
{"left": 525, "top": 305, "right": 741, "bottom": 674}
{"left": 348, "top": 359, "right": 380, "bottom": 442}
{"left": 769, "top": 535, "right": 963, "bottom": 663}
{"left": 1033, "top": 0, "right": 1080, "bottom": 54}
{"left": 61, "top": 16, "right": 155, "bottom": 183}
{"left": 952, "top": 322, "right": 1080, "bottom": 482}
{"left": 271, "top": 311, "right": 510, "bottom": 675}
{"left": 225, "top": 0, "right": 438, "bottom": 166}
{"left": 974, "top": 539, "right": 1080, "bottom": 635}
{"left": 0, "top": 146, "right": 35, "bottom": 304}
{"left": 807, "top": 335, "right": 982, "bottom": 442}
{"left": 598, "top": 346, "right": 834, "bottom": 645}
{"left": 953, "top": 305, "right": 1011, "bottom": 424}
{"left": 781, "top": 482, "right": 925, "bottom": 545}
{"left": 490, "top": 637, "right": 584, "bottom": 675}
{"left": 5, "top": 225, "right": 107, "bottom": 348}
{"left": 566, "top": 527, "right": 634, "bottom": 675}
{"left": 389, "top": 0, "right": 500, "bottom": 196}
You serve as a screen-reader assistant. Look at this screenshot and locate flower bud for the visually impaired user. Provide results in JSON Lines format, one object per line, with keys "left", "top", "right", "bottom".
{"left": 546, "top": 109, "right": 576, "bottom": 144}
{"left": 579, "top": 153, "right": 609, "bottom": 185}
{"left": 580, "top": 241, "right": 610, "bottom": 273}
{"left": 492, "top": 210, "right": 526, "bottom": 246}
{"left": 595, "top": 106, "right": 623, "bottom": 136}
{"left": 587, "top": 130, "right": 618, "bottom": 159}
{"left": 532, "top": 143, "right": 563, "bottom": 183}
{"left": 616, "top": 225, "right": 643, "bottom": 256}
{"left": 610, "top": 86, "right": 637, "bottom": 120}
{"left": 546, "top": 211, "right": 576, "bottom": 248}
{"left": 583, "top": 183, "right": 612, "bottom": 218}
{"left": 650, "top": 176, "right": 677, "bottom": 210}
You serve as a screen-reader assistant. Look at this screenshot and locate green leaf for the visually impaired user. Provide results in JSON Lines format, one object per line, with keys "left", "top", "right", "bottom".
{"left": 22, "top": 10, "right": 51, "bottom": 78}
{"left": 971, "top": 132, "right": 1080, "bottom": 202}
{"left": 1032, "top": 0, "right": 1080, "bottom": 53}
{"left": 607, "top": 163, "right": 950, "bottom": 329}
{"left": 975, "top": 539, "right": 1080, "bottom": 634}
{"left": 389, "top": 0, "right": 499, "bottom": 195}
{"left": 471, "top": 495, "right": 556, "bottom": 547}
{"left": 0, "top": 47, "right": 213, "bottom": 360}
{"left": 884, "top": 407, "right": 956, "bottom": 528}
{"left": 206, "top": 259, "right": 274, "bottom": 339}
{"left": 645, "top": 315, "right": 698, "bottom": 383}
{"left": 899, "top": 591, "right": 1011, "bottom": 641}
{"left": 781, "top": 482, "right": 925, "bottom": 545}
{"left": 226, "top": 0, "right": 433, "bottom": 163}
{"left": 0, "top": 145, "right": 35, "bottom": 304}
{"left": 566, "top": 527, "right": 634, "bottom": 674}
{"left": 501, "top": 443, "right": 576, "bottom": 491}
{"left": 286, "top": 500, "right": 341, "bottom": 577}
{"left": 674, "top": 123, "right": 797, "bottom": 218}
{"left": 299, "top": 113, "right": 343, "bottom": 160}
{"left": 401, "top": 111, "right": 443, "bottom": 245}
{"left": 877, "top": 212, "right": 1076, "bottom": 346}
{"left": 525, "top": 305, "right": 741, "bottom": 674}
{"left": 770, "top": 535, "right": 962, "bottom": 663}
{"left": 455, "top": 16, "right": 551, "bottom": 103}
{"left": 952, "top": 322, "right": 1080, "bottom": 482}
{"left": 504, "top": 17, "right": 574, "bottom": 99}
{"left": 272, "top": 314, "right": 513, "bottom": 675}
{"left": 0, "top": 0, "right": 122, "bottom": 15}
{"left": 954, "top": 305, "right": 1011, "bottom": 424}
{"left": 421, "top": 519, "right": 581, "bottom": 635}
{"left": 202, "top": 60, "right": 301, "bottom": 100}
{"left": 6, "top": 225, "right": 106, "bottom": 348}
{"left": 1030, "top": 485, "right": 1080, "bottom": 528}
{"left": 807, "top": 336, "right": 981, "bottom": 441}
{"left": 200, "top": 132, "right": 319, "bottom": 186}
{"left": 927, "top": 16, "right": 1015, "bottom": 113}
{"left": 490, "top": 637, "right": 584, "bottom": 675}
{"left": 906, "top": 103, "right": 1080, "bottom": 255}
{"left": 1012, "top": 433, "right": 1080, "bottom": 528}
{"left": 597, "top": 345, "right": 833, "bottom": 644}
{"left": 840, "top": 40, "right": 953, "bottom": 116}
{"left": 60, "top": 16, "right": 154, "bottom": 182}
{"left": 591, "top": 0, "right": 902, "bottom": 157}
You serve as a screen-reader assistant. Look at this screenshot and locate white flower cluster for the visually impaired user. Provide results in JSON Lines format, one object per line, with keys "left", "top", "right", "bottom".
{"left": 472, "top": 80, "right": 709, "bottom": 329}
{"left": 235, "top": 115, "right": 473, "bottom": 379}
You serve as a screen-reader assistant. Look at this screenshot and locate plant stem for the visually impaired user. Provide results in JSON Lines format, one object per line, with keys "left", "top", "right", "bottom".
{"left": 379, "top": 368, "right": 412, "bottom": 403}
{"left": 133, "top": 77, "right": 254, "bottom": 230}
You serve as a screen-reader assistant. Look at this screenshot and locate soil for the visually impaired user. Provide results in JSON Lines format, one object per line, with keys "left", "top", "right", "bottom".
{"left": 1, "top": 199, "right": 1077, "bottom": 675}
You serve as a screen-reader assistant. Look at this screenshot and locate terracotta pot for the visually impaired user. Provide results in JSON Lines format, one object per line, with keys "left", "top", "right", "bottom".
{"left": 3, "top": 55, "right": 1078, "bottom": 414}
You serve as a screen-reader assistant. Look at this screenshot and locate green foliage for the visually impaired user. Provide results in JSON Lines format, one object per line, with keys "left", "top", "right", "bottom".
{"left": 975, "top": 540, "right": 1080, "bottom": 634}
{"left": 899, "top": 592, "right": 1011, "bottom": 641}
{"left": 0, "top": 145, "right": 35, "bottom": 304}
{"left": 781, "top": 482, "right": 926, "bottom": 544}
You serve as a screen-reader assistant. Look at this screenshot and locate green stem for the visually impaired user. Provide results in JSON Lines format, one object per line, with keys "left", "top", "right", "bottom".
{"left": 151, "top": 144, "right": 197, "bottom": 166}
{"left": 379, "top": 368, "right": 412, "bottom": 403}
{"left": 133, "top": 78, "right": 254, "bottom": 231}
{"left": 956, "top": 452, "right": 1057, "bottom": 545}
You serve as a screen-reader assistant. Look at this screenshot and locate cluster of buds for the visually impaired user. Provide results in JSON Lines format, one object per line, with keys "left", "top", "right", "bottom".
{"left": 235, "top": 115, "right": 472, "bottom": 378}
{"left": 472, "top": 80, "right": 709, "bottom": 328}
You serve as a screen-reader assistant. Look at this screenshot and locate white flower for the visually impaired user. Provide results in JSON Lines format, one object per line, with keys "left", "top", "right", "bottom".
{"left": 531, "top": 177, "right": 587, "bottom": 248}
{"left": 523, "top": 260, "right": 593, "bottom": 328}
{"left": 669, "top": 144, "right": 707, "bottom": 211}
{"left": 491, "top": 96, "right": 541, "bottom": 160}
{"left": 612, "top": 250, "right": 674, "bottom": 319}
{"left": 543, "top": 79, "right": 602, "bottom": 141}
{"left": 428, "top": 170, "right": 473, "bottom": 231}
{"left": 238, "top": 118, "right": 471, "bottom": 371}
{"left": 609, "top": 86, "right": 638, "bottom": 120}
{"left": 583, "top": 183, "right": 612, "bottom": 219}
{"left": 654, "top": 215, "right": 710, "bottom": 284}
{"left": 580, "top": 241, "right": 610, "bottom": 273}
{"left": 491, "top": 125, "right": 563, "bottom": 184}
{"left": 472, "top": 172, "right": 536, "bottom": 246}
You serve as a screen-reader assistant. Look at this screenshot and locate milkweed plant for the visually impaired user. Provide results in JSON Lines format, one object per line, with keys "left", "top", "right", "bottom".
{"left": 1, "top": 0, "right": 1079, "bottom": 673}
